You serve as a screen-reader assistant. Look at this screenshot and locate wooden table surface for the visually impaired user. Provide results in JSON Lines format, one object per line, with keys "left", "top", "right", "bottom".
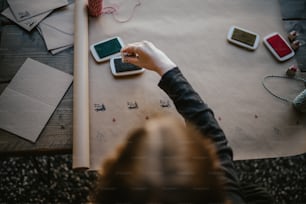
{"left": 0, "top": 0, "right": 305, "bottom": 155}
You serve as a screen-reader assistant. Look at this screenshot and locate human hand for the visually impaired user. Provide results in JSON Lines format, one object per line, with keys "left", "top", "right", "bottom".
{"left": 121, "top": 41, "right": 176, "bottom": 76}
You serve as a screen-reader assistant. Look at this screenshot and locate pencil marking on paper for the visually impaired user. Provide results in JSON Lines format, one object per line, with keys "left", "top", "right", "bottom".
{"left": 127, "top": 101, "right": 138, "bottom": 109}
{"left": 94, "top": 103, "right": 106, "bottom": 112}
{"left": 160, "top": 99, "right": 171, "bottom": 108}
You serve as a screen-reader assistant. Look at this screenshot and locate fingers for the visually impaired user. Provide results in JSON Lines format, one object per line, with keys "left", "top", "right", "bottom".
{"left": 121, "top": 49, "right": 139, "bottom": 64}
{"left": 121, "top": 45, "right": 137, "bottom": 62}
{"left": 123, "top": 56, "right": 139, "bottom": 65}
{"left": 121, "top": 44, "right": 137, "bottom": 55}
{"left": 121, "top": 41, "right": 162, "bottom": 71}
{"left": 121, "top": 42, "right": 142, "bottom": 53}
{"left": 121, "top": 41, "right": 152, "bottom": 55}
{"left": 121, "top": 42, "right": 144, "bottom": 64}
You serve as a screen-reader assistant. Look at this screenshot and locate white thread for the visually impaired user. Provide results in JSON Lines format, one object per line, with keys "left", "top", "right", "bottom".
{"left": 102, "top": 0, "right": 141, "bottom": 23}
{"left": 262, "top": 75, "right": 306, "bottom": 104}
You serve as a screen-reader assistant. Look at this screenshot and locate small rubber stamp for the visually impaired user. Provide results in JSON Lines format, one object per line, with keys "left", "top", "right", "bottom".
{"left": 288, "top": 30, "right": 298, "bottom": 42}
{"left": 127, "top": 101, "right": 138, "bottom": 109}
{"left": 291, "top": 40, "right": 301, "bottom": 51}
{"left": 286, "top": 65, "right": 297, "bottom": 77}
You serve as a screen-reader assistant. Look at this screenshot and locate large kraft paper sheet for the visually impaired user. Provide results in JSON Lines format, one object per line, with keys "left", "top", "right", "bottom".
{"left": 73, "top": 0, "right": 306, "bottom": 170}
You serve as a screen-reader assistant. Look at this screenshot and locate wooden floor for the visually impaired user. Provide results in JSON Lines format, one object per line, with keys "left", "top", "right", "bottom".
{"left": 0, "top": 0, "right": 305, "bottom": 155}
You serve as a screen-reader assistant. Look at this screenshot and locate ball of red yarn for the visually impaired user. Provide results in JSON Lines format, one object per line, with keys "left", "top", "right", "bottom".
{"left": 88, "top": 0, "right": 103, "bottom": 17}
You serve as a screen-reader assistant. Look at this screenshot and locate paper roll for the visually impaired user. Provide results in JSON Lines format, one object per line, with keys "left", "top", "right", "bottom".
{"left": 72, "top": 0, "right": 90, "bottom": 169}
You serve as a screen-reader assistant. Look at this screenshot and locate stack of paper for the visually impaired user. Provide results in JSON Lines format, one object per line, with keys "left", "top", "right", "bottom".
{"left": 0, "top": 58, "right": 73, "bottom": 143}
{"left": 1, "top": 0, "right": 68, "bottom": 31}
{"left": 1, "top": 0, "right": 74, "bottom": 54}
{"left": 37, "top": 3, "right": 74, "bottom": 55}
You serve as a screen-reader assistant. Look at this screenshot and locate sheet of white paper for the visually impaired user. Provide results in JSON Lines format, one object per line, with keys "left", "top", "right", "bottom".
{"left": 38, "top": 3, "right": 74, "bottom": 52}
{"left": 0, "top": 58, "right": 73, "bottom": 142}
{"left": 1, "top": 8, "right": 51, "bottom": 31}
{"left": 7, "top": 0, "right": 68, "bottom": 22}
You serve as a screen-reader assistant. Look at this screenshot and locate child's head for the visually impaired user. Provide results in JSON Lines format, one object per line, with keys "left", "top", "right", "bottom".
{"left": 92, "top": 115, "right": 229, "bottom": 203}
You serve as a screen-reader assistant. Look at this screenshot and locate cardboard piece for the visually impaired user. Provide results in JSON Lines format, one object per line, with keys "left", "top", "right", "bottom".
{"left": 1, "top": 8, "right": 51, "bottom": 31}
{"left": 38, "top": 3, "right": 74, "bottom": 54}
{"left": 0, "top": 58, "right": 73, "bottom": 142}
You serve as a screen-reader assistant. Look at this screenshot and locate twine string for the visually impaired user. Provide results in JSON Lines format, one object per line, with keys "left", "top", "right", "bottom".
{"left": 102, "top": 0, "right": 141, "bottom": 23}
{"left": 262, "top": 75, "right": 306, "bottom": 103}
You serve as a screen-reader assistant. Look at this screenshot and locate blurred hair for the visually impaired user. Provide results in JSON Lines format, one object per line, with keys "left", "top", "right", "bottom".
{"left": 91, "top": 116, "right": 229, "bottom": 204}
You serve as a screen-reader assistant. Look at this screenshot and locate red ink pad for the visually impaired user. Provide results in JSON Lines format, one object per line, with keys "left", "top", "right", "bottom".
{"left": 263, "top": 32, "right": 294, "bottom": 61}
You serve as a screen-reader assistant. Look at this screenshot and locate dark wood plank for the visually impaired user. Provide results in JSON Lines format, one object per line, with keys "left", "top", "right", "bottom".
{"left": 279, "top": 0, "right": 306, "bottom": 20}
{"left": 0, "top": 0, "right": 8, "bottom": 11}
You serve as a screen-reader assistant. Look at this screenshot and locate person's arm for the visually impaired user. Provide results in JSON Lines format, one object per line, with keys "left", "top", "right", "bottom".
{"left": 159, "top": 68, "right": 228, "bottom": 151}
{"left": 158, "top": 68, "right": 244, "bottom": 203}
{"left": 122, "top": 41, "right": 233, "bottom": 157}
{"left": 121, "top": 41, "right": 245, "bottom": 203}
